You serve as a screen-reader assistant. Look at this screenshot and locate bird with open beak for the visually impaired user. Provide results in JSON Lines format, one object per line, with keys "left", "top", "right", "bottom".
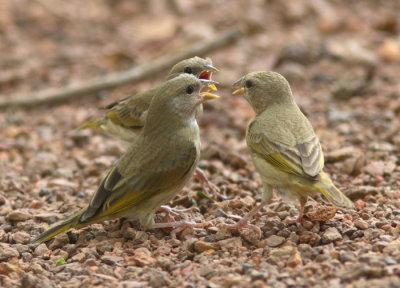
{"left": 79, "top": 56, "right": 218, "bottom": 140}
{"left": 79, "top": 56, "right": 219, "bottom": 197}
{"left": 32, "top": 74, "right": 220, "bottom": 244}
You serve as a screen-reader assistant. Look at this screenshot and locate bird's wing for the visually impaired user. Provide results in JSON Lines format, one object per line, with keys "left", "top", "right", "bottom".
{"left": 80, "top": 141, "right": 198, "bottom": 222}
{"left": 105, "top": 106, "right": 143, "bottom": 128}
{"left": 103, "top": 89, "right": 156, "bottom": 128}
{"left": 247, "top": 124, "right": 324, "bottom": 180}
{"left": 101, "top": 94, "right": 134, "bottom": 110}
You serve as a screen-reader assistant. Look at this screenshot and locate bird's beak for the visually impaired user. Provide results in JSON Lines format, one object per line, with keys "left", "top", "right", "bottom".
{"left": 200, "top": 79, "right": 220, "bottom": 101}
{"left": 206, "top": 83, "right": 218, "bottom": 91}
{"left": 232, "top": 77, "right": 245, "bottom": 96}
{"left": 201, "top": 91, "right": 220, "bottom": 101}
{"left": 204, "top": 64, "right": 219, "bottom": 73}
{"left": 198, "top": 64, "right": 219, "bottom": 91}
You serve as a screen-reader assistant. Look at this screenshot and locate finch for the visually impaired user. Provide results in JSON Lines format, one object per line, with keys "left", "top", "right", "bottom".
{"left": 79, "top": 56, "right": 218, "bottom": 142}
{"left": 80, "top": 57, "right": 219, "bottom": 196}
{"left": 31, "top": 74, "right": 219, "bottom": 244}
{"left": 227, "top": 71, "right": 352, "bottom": 229}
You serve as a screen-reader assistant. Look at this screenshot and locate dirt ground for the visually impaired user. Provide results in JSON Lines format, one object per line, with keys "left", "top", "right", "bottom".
{"left": 1, "top": 0, "right": 400, "bottom": 287}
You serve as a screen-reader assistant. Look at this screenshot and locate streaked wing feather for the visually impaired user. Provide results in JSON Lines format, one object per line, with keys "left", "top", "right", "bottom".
{"left": 101, "top": 94, "right": 132, "bottom": 110}
{"left": 105, "top": 110, "right": 124, "bottom": 126}
{"left": 248, "top": 132, "right": 323, "bottom": 179}
{"left": 295, "top": 136, "right": 324, "bottom": 177}
{"left": 81, "top": 166, "right": 122, "bottom": 221}
{"left": 85, "top": 143, "right": 198, "bottom": 221}
{"left": 105, "top": 90, "right": 155, "bottom": 128}
{"left": 114, "top": 103, "right": 144, "bottom": 127}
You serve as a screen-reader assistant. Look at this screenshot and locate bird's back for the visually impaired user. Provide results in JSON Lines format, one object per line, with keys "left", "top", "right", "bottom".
{"left": 248, "top": 102, "right": 316, "bottom": 149}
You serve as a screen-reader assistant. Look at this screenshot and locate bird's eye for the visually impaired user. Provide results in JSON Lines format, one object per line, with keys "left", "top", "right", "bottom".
{"left": 184, "top": 67, "right": 192, "bottom": 74}
{"left": 186, "top": 85, "right": 194, "bottom": 94}
{"left": 245, "top": 80, "right": 253, "bottom": 88}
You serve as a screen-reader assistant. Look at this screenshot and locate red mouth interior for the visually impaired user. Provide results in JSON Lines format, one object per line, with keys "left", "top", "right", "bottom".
{"left": 199, "top": 71, "right": 211, "bottom": 80}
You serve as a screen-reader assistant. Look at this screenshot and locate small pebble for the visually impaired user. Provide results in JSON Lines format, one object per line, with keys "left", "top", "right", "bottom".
{"left": 266, "top": 235, "right": 285, "bottom": 247}
{"left": 242, "top": 263, "right": 253, "bottom": 274}
{"left": 67, "top": 231, "right": 78, "bottom": 244}
{"left": 354, "top": 219, "right": 369, "bottom": 230}
{"left": 6, "top": 211, "right": 32, "bottom": 221}
{"left": 34, "top": 243, "right": 49, "bottom": 257}
{"left": 321, "top": 227, "right": 342, "bottom": 244}
{"left": 194, "top": 240, "right": 220, "bottom": 253}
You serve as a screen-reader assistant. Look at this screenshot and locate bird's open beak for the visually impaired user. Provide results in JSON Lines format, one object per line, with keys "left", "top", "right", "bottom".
{"left": 232, "top": 77, "right": 245, "bottom": 96}
{"left": 200, "top": 79, "right": 220, "bottom": 101}
{"left": 207, "top": 83, "right": 218, "bottom": 91}
{"left": 205, "top": 64, "right": 219, "bottom": 72}
{"left": 198, "top": 64, "right": 219, "bottom": 91}
{"left": 201, "top": 91, "right": 220, "bottom": 101}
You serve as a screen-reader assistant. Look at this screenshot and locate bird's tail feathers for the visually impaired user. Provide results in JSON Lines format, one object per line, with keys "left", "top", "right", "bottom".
{"left": 30, "top": 209, "right": 86, "bottom": 245}
{"left": 314, "top": 172, "right": 353, "bottom": 208}
{"left": 77, "top": 119, "right": 102, "bottom": 130}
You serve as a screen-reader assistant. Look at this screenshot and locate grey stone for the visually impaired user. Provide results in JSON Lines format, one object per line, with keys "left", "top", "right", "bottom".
{"left": 266, "top": 235, "right": 285, "bottom": 247}
{"left": 322, "top": 227, "right": 342, "bottom": 244}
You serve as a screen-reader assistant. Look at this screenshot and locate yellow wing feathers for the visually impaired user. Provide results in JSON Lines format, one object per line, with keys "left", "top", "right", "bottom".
{"left": 80, "top": 142, "right": 197, "bottom": 225}
{"left": 314, "top": 172, "right": 353, "bottom": 208}
{"left": 248, "top": 132, "right": 323, "bottom": 180}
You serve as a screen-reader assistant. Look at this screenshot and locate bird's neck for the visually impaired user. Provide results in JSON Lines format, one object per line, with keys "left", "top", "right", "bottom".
{"left": 143, "top": 114, "right": 199, "bottom": 141}
{"left": 256, "top": 98, "right": 296, "bottom": 116}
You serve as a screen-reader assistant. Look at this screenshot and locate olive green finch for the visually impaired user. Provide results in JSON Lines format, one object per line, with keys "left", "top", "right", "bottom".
{"left": 79, "top": 56, "right": 218, "bottom": 141}
{"left": 227, "top": 71, "right": 352, "bottom": 229}
{"left": 80, "top": 56, "right": 219, "bottom": 196}
{"left": 31, "top": 74, "right": 219, "bottom": 244}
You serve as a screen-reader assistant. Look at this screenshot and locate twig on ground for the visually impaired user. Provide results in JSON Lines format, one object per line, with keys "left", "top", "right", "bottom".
{"left": 0, "top": 27, "right": 243, "bottom": 109}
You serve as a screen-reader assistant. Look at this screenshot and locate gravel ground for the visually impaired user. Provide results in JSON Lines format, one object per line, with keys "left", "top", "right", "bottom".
{"left": 1, "top": 1, "right": 400, "bottom": 287}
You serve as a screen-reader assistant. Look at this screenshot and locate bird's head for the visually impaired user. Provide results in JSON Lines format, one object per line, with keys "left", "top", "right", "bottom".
{"left": 168, "top": 56, "right": 218, "bottom": 91}
{"left": 233, "top": 71, "right": 293, "bottom": 114}
{"left": 148, "top": 74, "right": 219, "bottom": 124}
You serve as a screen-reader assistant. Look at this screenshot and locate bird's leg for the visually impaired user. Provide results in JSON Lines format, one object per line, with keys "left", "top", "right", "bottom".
{"left": 152, "top": 221, "right": 207, "bottom": 237}
{"left": 159, "top": 205, "right": 195, "bottom": 217}
{"left": 193, "top": 167, "right": 219, "bottom": 197}
{"left": 156, "top": 206, "right": 205, "bottom": 236}
{"left": 298, "top": 200, "right": 306, "bottom": 222}
{"left": 223, "top": 184, "right": 272, "bottom": 234}
{"left": 223, "top": 201, "right": 267, "bottom": 233}
{"left": 284, "top": 197, "right": 307, "bottom": 224}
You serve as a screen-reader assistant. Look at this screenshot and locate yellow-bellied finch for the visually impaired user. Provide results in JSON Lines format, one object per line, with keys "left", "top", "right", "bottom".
{"left": 31, "top": 74, "right": 219, "bottom": 244}
{"left": 79, "top": 57, "right": 219, "bottom": 196}
{"left": 227, "top": 71, "right": 352, "bottom": 230}
{"left": 79, "top": 56, "right": 218, "bottom": 141}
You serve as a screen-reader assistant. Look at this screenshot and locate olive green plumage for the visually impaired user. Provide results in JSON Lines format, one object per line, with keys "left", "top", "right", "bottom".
{"left": 32, "top": 74, "right": 219, "bottom": 244}
{"left": 79, "top": 56, "right": 217, "bottom": 142}
{"left": 234, "top": 71, "right": 352, "bottom": 219}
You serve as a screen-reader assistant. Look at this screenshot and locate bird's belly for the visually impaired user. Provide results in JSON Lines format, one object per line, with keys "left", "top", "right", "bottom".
{"left": 126, "top": 165, "right": 197, "bottom": 229}
{"left": 251, "top": 154, "right": 291, "bottom": 186}
{"left": 251, "top": 153, "right": 318, "bottom": 196}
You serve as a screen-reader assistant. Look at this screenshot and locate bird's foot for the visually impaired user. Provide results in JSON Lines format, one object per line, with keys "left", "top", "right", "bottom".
{"left": 152, "top": 221, "right": 207, "bottom": 238}
{"left": 159, "top": 205, "right": 195, "bottom": 217}
{"left": 193, "top": 168, "right": 220, "bottom": 198}
{"left": 284, "top": 200, "right": 306, "bottom": 224}
{"left": 224, "top": 220, "right": 260, "bottom": 232}
{"left": 222, "top": 201, "right": 267, "bottom": 237}
{"left": 223, "top": 219, "right": 262, "bottom": 238}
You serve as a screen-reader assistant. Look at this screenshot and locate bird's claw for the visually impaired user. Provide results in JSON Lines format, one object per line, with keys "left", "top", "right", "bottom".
{"left": 159, "top": 205, "right": 195, "bottom": 217}
{"left": 194, "top": 168, "right": 220, "bottom": 197}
